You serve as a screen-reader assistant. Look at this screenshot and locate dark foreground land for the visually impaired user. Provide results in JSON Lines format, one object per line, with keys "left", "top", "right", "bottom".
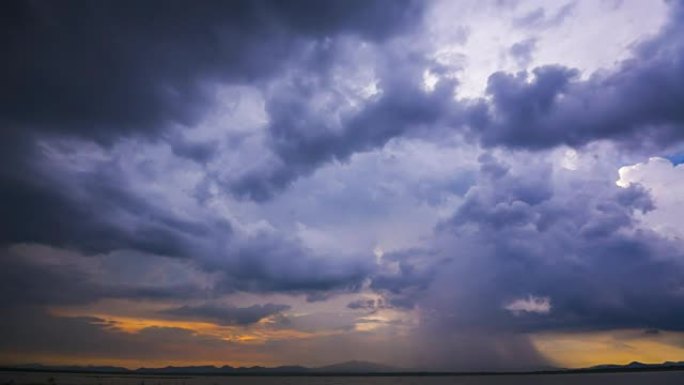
{"left": 2, "top": 369, "right": 684, "bottom": 385}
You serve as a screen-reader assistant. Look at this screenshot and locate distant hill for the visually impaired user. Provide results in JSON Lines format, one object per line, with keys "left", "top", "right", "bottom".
{"left": 588, "top": 361, "right": 684, "bottom": 371}
{"left": 314, "top": 360, "right": 399, "bottom": 373}
{"left": 135, "top": 365, "right": 233, "bottom": 374}
{"left": 3, "top": 361, "right": 392, "bottom": 375}
{"left": 4, "top": 360, "right": 684, "bottom": 375}
{"left": 134, "top": 365, "right": 314, "bottom": 374}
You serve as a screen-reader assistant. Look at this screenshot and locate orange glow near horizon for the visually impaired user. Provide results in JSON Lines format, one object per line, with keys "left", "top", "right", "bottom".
{"left": 3, "top": 310, "right": 319, "bottom": 369}
{"left": 12, "top": 309, "right": 684, "bottom": 370}
{"left": 49, "top": 307, "right": 321, "bottom": 343}
{"left": 50, "top": 309, "right": 236, "bottom": 338}
{"left": 0, "top": 352, "right": 258, "bottom": 370}
{"left": 532, "top": 330, "right": 684, "bottom": 368}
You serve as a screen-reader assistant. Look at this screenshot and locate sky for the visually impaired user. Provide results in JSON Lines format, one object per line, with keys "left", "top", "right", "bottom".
{"left": 2, "top": 0, "right": 684, "bottom": 371}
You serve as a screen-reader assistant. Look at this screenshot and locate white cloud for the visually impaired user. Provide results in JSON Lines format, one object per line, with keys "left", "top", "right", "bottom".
{"left": 424, "top": 0, "right": 668, "bottom": 98}
{"left": 617, "top": 157, "right": 684, "bottom": 241}
{"left": 560, "top": 148, "right": 579, "bottom": 170}
{"left": 505, "top": 295, "right": 552, "bottom": 315}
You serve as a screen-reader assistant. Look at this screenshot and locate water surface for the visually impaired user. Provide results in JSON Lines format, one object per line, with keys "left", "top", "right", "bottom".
{"left": 3, "top": 371, "right": 684, "bottom": 385}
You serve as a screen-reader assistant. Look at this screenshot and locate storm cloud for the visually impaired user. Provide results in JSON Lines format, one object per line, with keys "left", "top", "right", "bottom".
{"left": 2, "top": 0, "right": 684, "bottom": 371}
{"left": 0, "top": 0, "right": 417, "bottom": 297}
{"left": 468, "top": 1, "right": 684, "bottom": 150}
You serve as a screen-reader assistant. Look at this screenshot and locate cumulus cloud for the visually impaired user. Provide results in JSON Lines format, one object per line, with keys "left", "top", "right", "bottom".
{"left": 0, "top": 0, "right": 431, "bottom": 302}
{"left": 0, "top": 0, "right": 427, "bottom": 250}
{"left": 617, "top": 157, "right": 684, "bottom": 240}
{"left": 227, "top": 43, "right": 461, "bottom": 200}
{"left": 467, "top": 1, "right": 684, "bottom": 150}
{"left": 505, "top": 296, "right": 552, "bottom": 316}
{"left": 1, "top": 0, "right": 423, "bottom": 140}
{"left": 430, "top": 151, "right": 682, "bottom": 331}
{"left": 368, "top": 148, "right": 684, "bottom": 368}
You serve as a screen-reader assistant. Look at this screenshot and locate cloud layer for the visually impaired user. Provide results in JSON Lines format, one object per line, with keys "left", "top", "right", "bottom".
{"left": 2, "top": 0, "right": 684, "bottom": 370}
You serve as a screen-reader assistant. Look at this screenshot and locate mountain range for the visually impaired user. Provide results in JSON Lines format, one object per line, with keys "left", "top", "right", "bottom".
{"left": 3, "top": 360, "right": 684, "bottom": 375}
{"left": 3, "top": 361, "right": 399, "bottom": 375}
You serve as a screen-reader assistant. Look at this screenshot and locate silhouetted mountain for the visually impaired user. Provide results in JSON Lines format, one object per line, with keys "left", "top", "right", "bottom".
{"left": 4, "top": 360, "right": 684, "bottom": 375}
{"left": 135, "top": 365, "right": 232, "bottom": 374}
{"left": 315, "top": 360, "right": 399, "bottom": 373}
{"left": 588, "top": 361, "right": 684, "bottom": 371}
{"left": 2, "top": 361, "right": 394, "bottom": 374}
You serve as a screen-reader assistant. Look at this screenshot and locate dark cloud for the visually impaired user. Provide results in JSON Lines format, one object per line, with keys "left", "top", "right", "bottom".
{"left": 0, "top": 150, "right": 231, "bottom": 257}
{"left": 2, "top": 0, "right": 684, "bottom": 371}
{"left": 369, "top": 248, "right": 449, "bottom": 310}
{"left": 212, "top": 232, "right": 376, "bottom": 293}
{"left": 1, "top": 0, "right": 423, "bottom": 141}
{"left": 0, "top": 0, "right": 426, "bottom": 249}
{"left": 0, "top": 225, "right": 375, "bottom": 309}
{"left": 347, "top": 299, "right": 377, "bottom": 310}
{"left": 361, "top": 152, "right": 684, "bottom": 369}
{"left": 0, "top": 308, "right": 233, "bottom": 362}
{"left": 470, "top": 1, "right": 684, "bottom": 150}
{"left": 169, "top": 138, "right": 219, "bottom": 164}
{"left": 0, "top": 0, "right": 427, "bottom": 311}
{"left": 347, "top": 298, "right": 391, "bottom": 311}
{"left": 0, "top": 0, "right": 425, "bottom": 301}
{"left": 0, "top": 248, "right": 105, "bottom": 307}
{"left": 469, "top": 65, "right": 580, "bottom": 148}
{"left": 161, "top": 303, "right": 290, "bottom": 326}
{"left": 410, "top": 154, "right": 684, "bottom": 335}
{"left": 0, "top": 246, "right": 210, "bottom": 308}
{"left": 228, "top": 51, "right": 460, "bottom": 200}
{"left": 509, "top": 38, "right": 537, "bottom": 67}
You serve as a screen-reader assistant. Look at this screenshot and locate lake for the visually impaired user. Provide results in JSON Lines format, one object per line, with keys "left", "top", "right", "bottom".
{"left": 2, "top": 371, "right": 684, "bottom": 385}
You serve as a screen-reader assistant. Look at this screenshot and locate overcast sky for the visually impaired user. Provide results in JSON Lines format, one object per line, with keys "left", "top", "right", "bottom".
{"left": 2, "top": 0, "right": 684, "bottom": 370}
